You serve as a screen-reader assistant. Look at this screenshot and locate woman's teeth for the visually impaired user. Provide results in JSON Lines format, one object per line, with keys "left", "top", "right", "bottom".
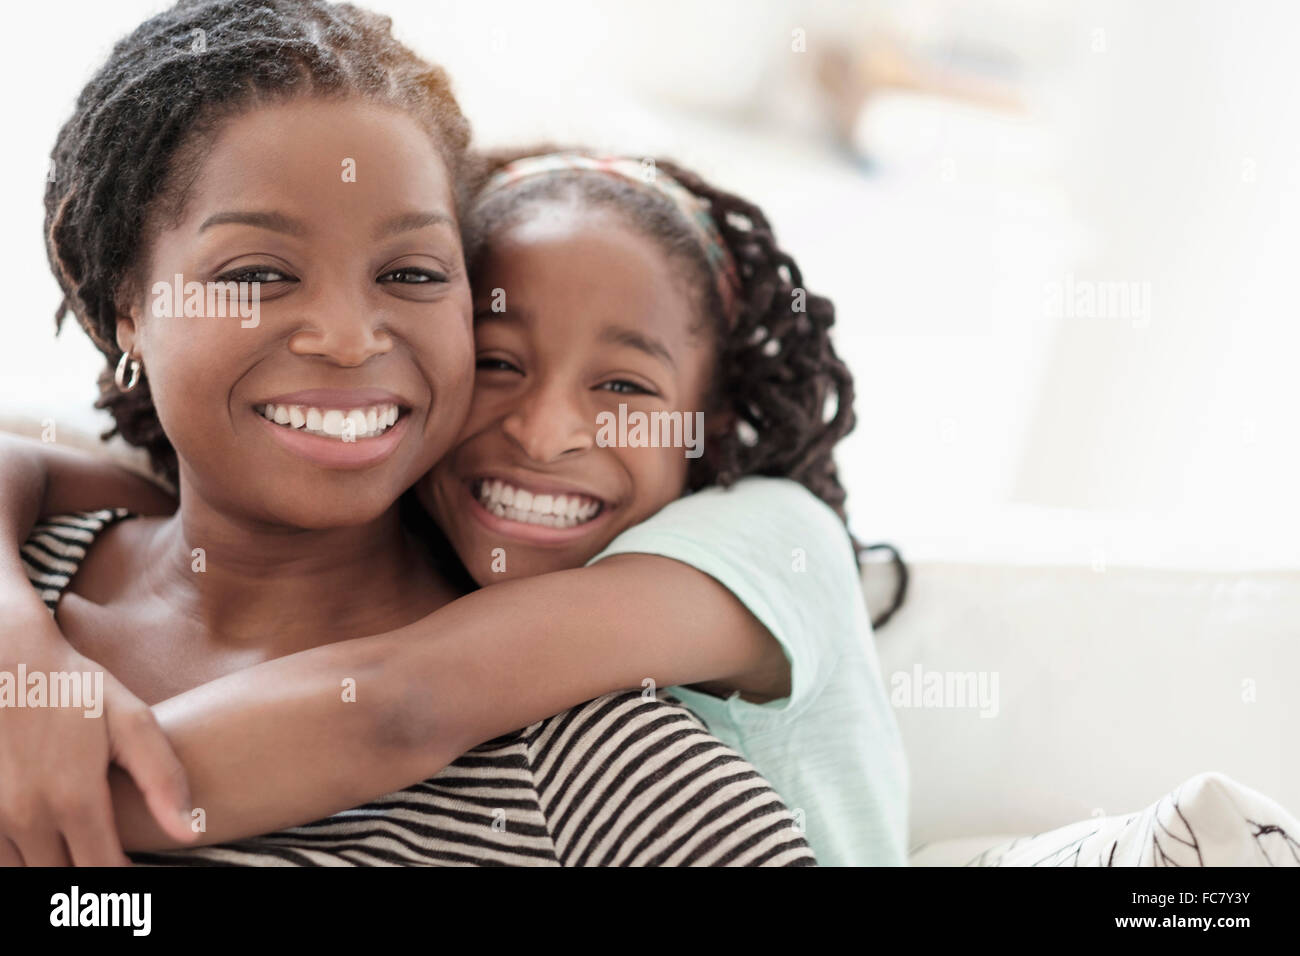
{"left": 259, "top": 402, "right": 400, "bottom": 440}
{"left": 475, "top": 478, "right": 603, "bottom": 529}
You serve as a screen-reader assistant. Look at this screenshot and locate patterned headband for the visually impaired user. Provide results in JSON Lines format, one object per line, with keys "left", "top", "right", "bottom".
{"left": 478, "top": 152, "right": 741, "bottom": 324}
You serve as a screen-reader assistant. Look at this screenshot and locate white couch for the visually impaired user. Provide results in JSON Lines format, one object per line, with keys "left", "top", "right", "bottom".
{"left": 866, "top": 561, "right": 1299, "bottom": 865}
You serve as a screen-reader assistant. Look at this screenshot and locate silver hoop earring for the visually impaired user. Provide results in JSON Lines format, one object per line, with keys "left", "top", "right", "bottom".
{"left": 114, "top": 352, "right": 142, "bottom": 392}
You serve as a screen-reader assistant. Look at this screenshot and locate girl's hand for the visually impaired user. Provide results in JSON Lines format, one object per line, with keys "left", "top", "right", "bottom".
{"left": 0, "top": 601, "right": 196, "bottom": 865}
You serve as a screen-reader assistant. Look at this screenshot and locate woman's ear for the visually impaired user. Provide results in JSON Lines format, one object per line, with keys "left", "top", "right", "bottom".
{"left": 115, "top": 314, "right": 137, "bottom": 356}
{"left": 113, "top": 272, "right": 146, "bottom": 356}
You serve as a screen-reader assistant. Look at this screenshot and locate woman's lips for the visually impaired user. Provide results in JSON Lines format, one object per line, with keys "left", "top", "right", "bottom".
{"left": 260, "top": 388, "right": 409, "bottom": 409}
{"left": 463, "top": 476, "right": 613, "bottom": 545}
{"left": 255, "top": 405, "right": 411, "bottom": 470}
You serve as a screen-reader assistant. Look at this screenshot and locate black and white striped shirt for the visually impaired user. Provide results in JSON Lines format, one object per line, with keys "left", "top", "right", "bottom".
{"left": 23, "top": 509, "right": 816, "bottom": 867}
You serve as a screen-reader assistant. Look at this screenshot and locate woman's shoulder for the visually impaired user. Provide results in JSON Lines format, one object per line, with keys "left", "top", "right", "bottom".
{"left": 22, "top": 508, "right": 137, "bottom": 614}
{"left": 518, "top": 690, "right": 817, "bottom": 866}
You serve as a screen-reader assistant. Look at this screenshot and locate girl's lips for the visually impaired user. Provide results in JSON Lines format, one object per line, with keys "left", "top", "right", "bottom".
{"left": 255, "top": 406, "right": 410, "bottom": 469}
{"left": 462, "top": 478, "right": 614, "bottom": 546}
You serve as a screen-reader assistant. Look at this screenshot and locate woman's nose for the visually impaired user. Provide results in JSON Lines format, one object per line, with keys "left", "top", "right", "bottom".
{"left": 287, "top": 282, "right": 392, "bottom": 366}
{"left": 500, "top": 385, "right": 595, "bottom": 463}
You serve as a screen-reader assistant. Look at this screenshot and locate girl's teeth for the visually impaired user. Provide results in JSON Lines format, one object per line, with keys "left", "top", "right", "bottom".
{"left": 475, "top": 479, "right": 603, "bottom": 529}
{"left": 260, "top": 403, "right": 401, "bottom": 440}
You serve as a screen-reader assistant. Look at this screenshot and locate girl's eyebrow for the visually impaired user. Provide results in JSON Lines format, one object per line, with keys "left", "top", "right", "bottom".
{"left": 471, "top": 309, "right": 676, "bottom": 369}
{"left": 600, "top": 324, "right": 676, "bottom": 370}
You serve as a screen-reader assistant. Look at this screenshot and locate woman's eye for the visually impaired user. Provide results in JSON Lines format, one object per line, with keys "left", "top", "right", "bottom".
{"left": 381, "top": 268, "right": 447, "bottom": 284}
{"left": 598, "top": 379, "right": 656, "bottom": 396}
{"left": 219, "top": 267, "right": 293, "bottom": 285}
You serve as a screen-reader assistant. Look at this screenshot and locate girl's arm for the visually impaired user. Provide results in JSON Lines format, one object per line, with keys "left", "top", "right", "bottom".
{"left": 0, "top": 433, "right": 178, "bottom": 522}
{"left": 111, "top": 553, "right": 789, "bottom": 850}
{"left": 0, "top": 434, "right": 193, "bottom": 864}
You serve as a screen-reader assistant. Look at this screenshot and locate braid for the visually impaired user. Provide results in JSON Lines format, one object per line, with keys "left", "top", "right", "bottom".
{"left": 45, "top": 0, "right": 476, "bottom": 486}
{"left": 658, "top": 159, "right": 907, "bottom": 627}
{"left": 651, "top": 159, "right": 855, "bottom": 516}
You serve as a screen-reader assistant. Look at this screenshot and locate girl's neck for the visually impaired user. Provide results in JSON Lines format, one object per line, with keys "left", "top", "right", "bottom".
{"left": 139, "top": 491, "right": 451, "bottom": 652}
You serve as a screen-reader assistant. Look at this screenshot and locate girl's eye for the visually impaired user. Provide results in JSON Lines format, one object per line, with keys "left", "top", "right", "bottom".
{"left": 598, "top": 379, "right": 656, "bottom": 396}
{"left": 476, "top": 357, "right": 521, "bottom": 374}
{"left": 218, "top": 266, "right": 294, "bottom": 285}
{"left": 381, "top": 268, "right": 447, "bottom": 284}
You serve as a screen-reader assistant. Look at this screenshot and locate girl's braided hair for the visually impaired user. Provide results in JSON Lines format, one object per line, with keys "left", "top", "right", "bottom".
{"left": 44, "top": 0, "right": 477, "bottom": 488}
{"left": 466, "top": 147, "right": 907, "bottom": 626}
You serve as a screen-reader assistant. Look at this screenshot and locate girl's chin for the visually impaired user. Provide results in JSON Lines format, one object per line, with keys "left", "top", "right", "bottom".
{"left": 465, "top": 549, "right": 571, "bottom": 585}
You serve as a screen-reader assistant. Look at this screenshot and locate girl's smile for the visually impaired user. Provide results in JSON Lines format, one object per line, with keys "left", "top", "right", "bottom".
{"left": 464, "top": 472, "right": 613, "bottom": 543}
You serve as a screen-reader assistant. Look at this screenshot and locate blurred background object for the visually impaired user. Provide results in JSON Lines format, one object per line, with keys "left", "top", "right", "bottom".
{"left": 5, "top": 0, "right": 1298, "bottom": 570}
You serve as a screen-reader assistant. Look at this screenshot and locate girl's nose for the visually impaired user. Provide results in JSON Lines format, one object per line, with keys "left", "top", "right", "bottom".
{"left": 500, "top": 385, "right": 595, "bottom": 463}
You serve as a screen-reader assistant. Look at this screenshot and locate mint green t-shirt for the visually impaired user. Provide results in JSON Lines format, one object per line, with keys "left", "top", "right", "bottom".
{"left": 588, "top": 476, "right": 909, "bottom": 866}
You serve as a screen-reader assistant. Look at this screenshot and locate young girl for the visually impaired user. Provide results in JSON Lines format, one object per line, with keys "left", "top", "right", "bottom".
{"left": 2, "top": 11, "right": 904, "bottom": 867}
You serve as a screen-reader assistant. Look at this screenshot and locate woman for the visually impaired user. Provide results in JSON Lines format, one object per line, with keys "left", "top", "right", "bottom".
{"left": 0, "top": 0, "right": 814, "bottom": 866}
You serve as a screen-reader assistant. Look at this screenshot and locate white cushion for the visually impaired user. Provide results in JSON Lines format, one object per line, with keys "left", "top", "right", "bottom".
{"left": 877, "top": 562, "right": 1300, "bottom": 848}
{"left": 969, "top": 772, "right": 1299, "bottom": 867}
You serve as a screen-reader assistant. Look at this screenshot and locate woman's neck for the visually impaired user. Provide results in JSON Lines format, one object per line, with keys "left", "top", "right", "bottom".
{"left": 137, "top": 492, "right": 450, "bottom": 653}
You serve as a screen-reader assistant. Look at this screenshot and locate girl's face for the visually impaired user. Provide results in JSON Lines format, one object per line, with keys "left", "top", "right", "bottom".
{"left": 421, "top": 201, "right": 719, "bottom": 583}
{"left": 120, "top": 97, "right": 473, "bottom": 529}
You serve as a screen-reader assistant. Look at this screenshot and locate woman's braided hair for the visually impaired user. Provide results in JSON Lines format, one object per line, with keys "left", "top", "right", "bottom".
{"left": 466, "top": 147, "right": 907, "bottom": 626}
{"left": 44, "top": 0, "right": 477, "bottom": 487}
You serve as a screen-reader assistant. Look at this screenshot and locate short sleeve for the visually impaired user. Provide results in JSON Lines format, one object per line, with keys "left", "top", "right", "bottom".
{"left": 527, "top": 691, "right": 816, "bottom": 866}
{"left": 586, "top": 477, "right": 865, "bottom": 723}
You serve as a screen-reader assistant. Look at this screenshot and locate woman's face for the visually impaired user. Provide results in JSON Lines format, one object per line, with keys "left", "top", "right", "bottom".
{"left": 421, "top": 201, "right": 718, "bottom": 584}
{"left": 121, "top": 97, "right": 473, "bottom": 529}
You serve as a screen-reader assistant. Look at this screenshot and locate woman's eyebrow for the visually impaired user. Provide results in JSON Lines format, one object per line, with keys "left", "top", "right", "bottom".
{"left": 600, "top": 325, "right": 676, "bottom": 369}
{"left": 375, "top": 210, "right": 455, "bottom": 238}
{"left": 199, "top": 210, "right": 306, "bottom": 234}
{"left": 196, "top": 210, "right": 454, "bottom": 237}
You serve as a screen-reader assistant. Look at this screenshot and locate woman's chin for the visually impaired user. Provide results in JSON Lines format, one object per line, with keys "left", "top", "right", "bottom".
{"left": 247, "top": 487, "right": 404, "bottom": 531}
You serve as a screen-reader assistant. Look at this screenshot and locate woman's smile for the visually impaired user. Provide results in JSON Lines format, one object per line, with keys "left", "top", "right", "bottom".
{"left": 254, "top": 387, "right": 415, "bottom": 470}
